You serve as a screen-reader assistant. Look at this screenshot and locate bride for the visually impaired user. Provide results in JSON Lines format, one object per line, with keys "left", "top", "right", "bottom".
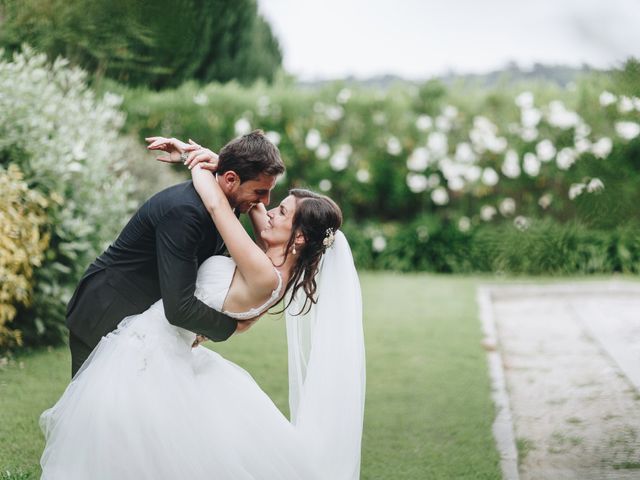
{"left": 40, "top": 162, "right": 366, "bottom": 479}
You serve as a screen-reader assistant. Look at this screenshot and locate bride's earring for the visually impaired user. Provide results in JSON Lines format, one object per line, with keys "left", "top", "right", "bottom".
{"left": 292, "top": 245, "right": 297, "bottom": 255}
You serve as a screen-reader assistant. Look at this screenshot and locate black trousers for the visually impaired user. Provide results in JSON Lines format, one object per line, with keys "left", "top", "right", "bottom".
{"left": 69, "top": 331, "right": 94, "bottom": 378}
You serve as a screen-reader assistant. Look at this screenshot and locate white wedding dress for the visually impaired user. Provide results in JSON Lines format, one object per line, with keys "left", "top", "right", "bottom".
{"left": 40, "top": 232, "right": 365, "bottom": 480}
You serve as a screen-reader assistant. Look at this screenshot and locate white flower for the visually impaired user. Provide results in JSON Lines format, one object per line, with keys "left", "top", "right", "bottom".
{"left": 536, "top": 139, "right": 556, "bottom": 162}
{"left": 470, "top": 116, "right": 507, "bottom": 153}
{"left": 634, "top": 97, "right": 640, "bottom": 112}
{"left": 427, "top": 131, "right": 448, "bottom": 157}
{"left": 431, "top": 187, "right": 449, "bottom": 205}
{"left": 458, "top": 216, "right": 471, "bottom": 232}
{"left": 599, "top": 91, "right": 617, "bottom": 107}
{"left": 72, "top": 142, "right": 87, "bottom": 160}
{"left": 481, "top": 167, "right": 499, "bottom": 187}
{"left": 587, "top": 177, "right": 604, "bottom": 193}
{"left": 406, "top": 173, "right": 428, "bottom": 193}
{"left": 480, "top": 205, "right": 497, "bottom": 221}
{"left": 520, "top": 127, "right": 539, "bottom": 142}
{"left": 329, "top": 152, "right": 348, "bottom": 171}
{"left": 386, "top": 136, "right": 402, "bottom": 155}
{"left": 192, "top": 92, "right": 208, "bottom": 106}
{"left": 406, "top": 147, "right": 430, "bottom": 171}
{"left": 523, "top": 153, "right": 540, "bottom": 176}
{"left": 575, "top": 122, "right": 591, "bottom": 139}
{"left": 499, "top": 198, "right": 516, "bottom": 216}
{"left": 319, "top": 179, "right": 332, "bottom": 192}
{"left": 443, "top": 105, "right": 458, "bottom": 119}
{"left": 455, "top": 142, "right": 476, "bottom": 164}
{"left": 568, "top": 183, "right": 585, "bottom": 200}
{"left": 463, "top": 165, "right": 482, "bottom": 182}
{"left": 435, "top": 115, "right": 452, "bottom": 132}
{"left": 336, "top": 88, "right": 351, "bottom": 104}
{"left": 416, "top": 114, "right": 432, "bottom": 131}
{"left": 372, "top": 235, "right": 387, "bottom": 252}
{"left": 68, "top": 161, "right": 83, "bottom": 172}
{"left": 265, "top": 131, "right": 281, "bottom": 146}
{"left": 556, "top": 147, "right": 577, "bottom": 170}
{"left": 515, "top": 91, "right": 534, "bottom": 109}
{"left": 487, "top": 136, "right": 508, "bottom": 154}
{"left": 591, "top": 137, "right": 612, "bottom": 159}
{"left": 448, "top": 176, "right": 465, "bottom": 191}
{"left": 521, "top": 107, "right": 542, "bottom": 128}
{"left": 316, "top": 143, "right": 330, "bottom": 160}
{"left": 574, "top": 138, "right": 591, "bottom": 154}
{"left": 546, "top": 100, "right": 580, "bottom": 129}
{"left": 501, "top": 150, "right": 520, "bottom": 178}
{"left": 615, "top": 121, "right": 640, "bottom": 140}
{"left": 439, "top": 157, "right": 464, "bottom": 181}
{"left": 618, "top": 96, "right": 634, "bottom": 113}
{"left": 103, "top": 92, "right": 124, "bottom": 108}
{"left": 514, "top": 216, "right": 530, "bottom": 231}
{"left": 305, "top": 129, "right": 321, "bottom": 150}
{"left": 326, "top": 105, "right": 344, "bottom": 121}
{"left": 356, "top": 169, "right": 370, "bottom": 183}
{"left": 329, "top": 144, "right": 351, "bottom": 170}
{"left": 427, "top": 173, "right": 441, "bottom": 188}
{"left": 234, "top": 118, "right": 251, "bottom": 136}
{"left": 538, "top": 193, "right": 552, "bottom": 209}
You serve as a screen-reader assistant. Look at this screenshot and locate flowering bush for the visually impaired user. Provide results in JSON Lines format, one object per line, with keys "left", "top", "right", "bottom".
{"left": 119, "top": 60, "right": 640, "bottom": 272}
{"left": 0, "top": 165, "right": 50, "bottom": 349}
{"left": 0, "top": 47, "right": 138, "bottom": 347}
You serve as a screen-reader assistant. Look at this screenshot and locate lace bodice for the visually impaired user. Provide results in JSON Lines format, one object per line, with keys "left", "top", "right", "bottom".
{"left": 194, "top": 256, "right": 283, "bottom": 320}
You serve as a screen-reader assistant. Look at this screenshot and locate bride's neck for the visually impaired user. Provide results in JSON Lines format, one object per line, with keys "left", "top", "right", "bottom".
{"left": 265, "top": 245, "right": 296, "bottom": 278}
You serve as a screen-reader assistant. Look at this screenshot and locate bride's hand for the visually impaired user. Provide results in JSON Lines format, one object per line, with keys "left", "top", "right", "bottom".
{"left": 145, "top": 136, "right": 190, "bottom": 163}
{"left": 191, "top": 164, "right": 228, "bottom": 212}
{"left": 182, "top": 140, "right": 219, "bottom": 172}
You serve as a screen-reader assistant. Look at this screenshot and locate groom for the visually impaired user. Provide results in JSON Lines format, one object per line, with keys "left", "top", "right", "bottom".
{"left": 66, "top": 130, "right": 285, "bottom": 376}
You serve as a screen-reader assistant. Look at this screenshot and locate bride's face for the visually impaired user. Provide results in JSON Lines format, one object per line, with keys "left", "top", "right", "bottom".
{"left": 261, "top": 195, "right": 298, "bottom": 248}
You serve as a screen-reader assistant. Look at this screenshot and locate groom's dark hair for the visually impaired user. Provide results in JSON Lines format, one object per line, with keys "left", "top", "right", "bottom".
{"left": 217, "top": 130, "right": 284, "bottom": 183}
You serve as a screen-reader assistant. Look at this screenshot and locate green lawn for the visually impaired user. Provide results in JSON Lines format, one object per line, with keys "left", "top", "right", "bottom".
{"left": 0, "top": 273, "right": 501, "bottom": 479}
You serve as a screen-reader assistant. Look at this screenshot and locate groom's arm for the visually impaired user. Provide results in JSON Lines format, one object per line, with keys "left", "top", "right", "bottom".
{"left": 155, "top": 205, "right": 237, "bottom": 341}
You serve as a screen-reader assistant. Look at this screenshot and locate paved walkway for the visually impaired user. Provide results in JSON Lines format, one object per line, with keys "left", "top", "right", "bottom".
{"left": 479, "top": 282, "right": 640, "bottom": 480}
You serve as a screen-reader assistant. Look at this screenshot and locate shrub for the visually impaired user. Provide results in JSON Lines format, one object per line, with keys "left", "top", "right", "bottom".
{"left": 0, "top": 164, "right": 50, "bottom": 349}
{"left": 0, "top": 47, "right": 137, "bottom": 347}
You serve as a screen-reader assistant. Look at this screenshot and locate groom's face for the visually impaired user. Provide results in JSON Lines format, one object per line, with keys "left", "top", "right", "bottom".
{"left": 228, "top": 173, "right": 277, "bottom": 213}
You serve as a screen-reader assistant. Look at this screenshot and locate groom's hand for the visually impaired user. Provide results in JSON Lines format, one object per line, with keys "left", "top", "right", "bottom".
{"left": 235, "top": 318, "right": 258, "bottom": 334}
{"left": 191, "top": 334, "right": 208, "bottom": 348}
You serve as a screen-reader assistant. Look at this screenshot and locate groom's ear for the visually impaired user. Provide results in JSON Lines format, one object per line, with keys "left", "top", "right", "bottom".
{"left": 218, "top": 171, "right": 241, "bottom": 193}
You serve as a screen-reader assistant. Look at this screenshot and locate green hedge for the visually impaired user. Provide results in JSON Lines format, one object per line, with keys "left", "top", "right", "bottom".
{"left": 115, "top": 62, "right": 640, "bottom": 231}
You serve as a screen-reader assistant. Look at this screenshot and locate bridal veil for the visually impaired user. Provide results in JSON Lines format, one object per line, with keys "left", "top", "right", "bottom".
{"left": 285, "top": 230, "right": 366, "bottom": 480}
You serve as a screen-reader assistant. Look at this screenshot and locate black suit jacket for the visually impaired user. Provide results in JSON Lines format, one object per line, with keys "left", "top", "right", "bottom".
{"left": 66, "top": 181, "right": 237, "bottom": 348}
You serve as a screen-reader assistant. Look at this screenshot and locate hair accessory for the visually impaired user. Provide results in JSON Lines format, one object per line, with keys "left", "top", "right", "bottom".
{"left": 322, "top": 228, "right": 335, "bottom": 249}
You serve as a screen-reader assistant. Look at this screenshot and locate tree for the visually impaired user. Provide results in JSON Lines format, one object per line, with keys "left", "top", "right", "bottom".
{"left": 0, "top": 0, "right": 282, "bottom": 88}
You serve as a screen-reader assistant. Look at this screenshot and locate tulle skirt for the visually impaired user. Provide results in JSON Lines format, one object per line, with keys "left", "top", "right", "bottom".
{"left": 40, "top": 303, "right": 319, "bottom": 480}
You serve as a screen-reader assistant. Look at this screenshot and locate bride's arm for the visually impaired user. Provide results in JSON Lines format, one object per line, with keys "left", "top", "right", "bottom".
{"left": 190, "top": 165, "right": 278, "bottom": 293}
{"left": 248, "top": 204, "right": 269, "bottom": 251}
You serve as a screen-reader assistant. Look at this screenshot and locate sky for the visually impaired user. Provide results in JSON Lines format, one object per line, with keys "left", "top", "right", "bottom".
{"left": 257, "top": 0, "right": 640, "bottom": 80}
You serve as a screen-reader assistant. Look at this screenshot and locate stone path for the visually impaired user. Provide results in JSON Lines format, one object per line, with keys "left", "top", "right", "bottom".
{"left": 478, "top": 282, "right": 640, "bottom": 480}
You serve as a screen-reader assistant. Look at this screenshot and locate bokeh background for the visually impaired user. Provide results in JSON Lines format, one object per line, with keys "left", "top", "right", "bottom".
{"left": 1, "top": 1, "right": 639, "bottom": 478}
{"left": 1, "top": 0, "right": 638, "bottom": 350}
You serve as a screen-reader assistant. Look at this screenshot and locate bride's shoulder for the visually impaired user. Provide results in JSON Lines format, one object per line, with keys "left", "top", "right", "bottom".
{"left": 200, "top": 255, "right": 235, "bottom": 272}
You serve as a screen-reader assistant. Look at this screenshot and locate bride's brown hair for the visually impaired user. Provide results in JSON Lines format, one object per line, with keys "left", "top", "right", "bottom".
{"left": 276, "top": 189, "right": 342, "bottom": 315}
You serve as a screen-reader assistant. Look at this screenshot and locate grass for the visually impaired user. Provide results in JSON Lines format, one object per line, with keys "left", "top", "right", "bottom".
{"left": 0, "top": 273, "right": 502, "bottom": 479}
